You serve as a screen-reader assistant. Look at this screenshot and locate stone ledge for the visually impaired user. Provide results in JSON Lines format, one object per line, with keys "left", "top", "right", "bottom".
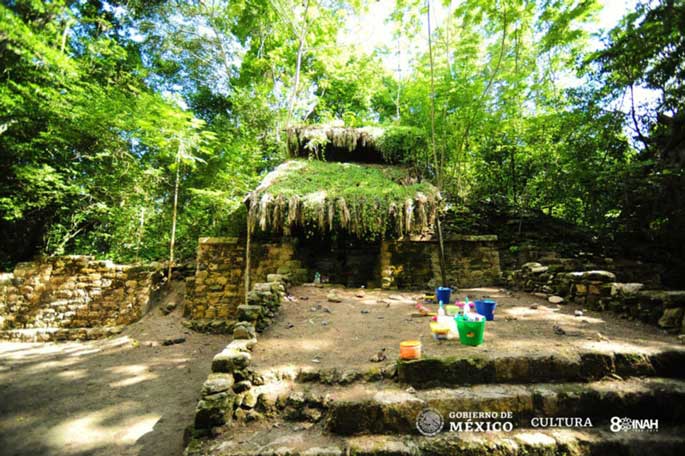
{"left": 186, "top": 424, "right": 685, "bottom": 456}
{"left": 324, "top": 377, "right": 685, "bottom": 435}
{"left": 397, "top": 350, "right": 685, "bottom": 387}
{"left": 198, "top": 237, "right": 240, "bottom": 245}
{"left": 0, "top": 326, "right": 124, "bottom": 342}
{"left": 401, "top": 234, "right": 499, "bottom": 243}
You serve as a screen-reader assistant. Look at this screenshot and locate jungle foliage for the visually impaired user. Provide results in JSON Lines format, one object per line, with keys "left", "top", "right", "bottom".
{"left": 1, "top": 0, "right": 683, "bottom": 273}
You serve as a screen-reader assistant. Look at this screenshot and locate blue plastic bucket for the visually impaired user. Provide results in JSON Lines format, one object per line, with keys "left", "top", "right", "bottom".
{"left": 435, "top": 287, "right": 451, "bottom": 304}
{"left": 475, "top": 299, "right": 497, "bottom": 321}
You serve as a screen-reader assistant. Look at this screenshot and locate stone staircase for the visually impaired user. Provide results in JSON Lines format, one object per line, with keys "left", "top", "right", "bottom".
{"left": 1, "top": 257, "right": 156, "bottom": 342}
{"left": 186, "top": 340, "right": 685, "bottom": 455}
{"left": 322, "top": 378, "right": 685, "bottom": 435}
{"left": 191, "top": 425, "right": 685, "bottom": 455}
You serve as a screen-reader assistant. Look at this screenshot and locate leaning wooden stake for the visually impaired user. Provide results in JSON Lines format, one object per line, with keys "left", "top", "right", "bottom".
{"left": 244, "top": 218, "right": 252, "bottom": 305}
{"left": 426, "top": 0, "right": 448, "bottom": 287}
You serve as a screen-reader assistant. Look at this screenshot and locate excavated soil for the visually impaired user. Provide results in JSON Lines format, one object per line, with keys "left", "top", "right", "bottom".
{"left": 251, "top": 286, "right": 681, "bottom": 375}
{"left": 193, "top": 285, "right": 685, "bottom": 455}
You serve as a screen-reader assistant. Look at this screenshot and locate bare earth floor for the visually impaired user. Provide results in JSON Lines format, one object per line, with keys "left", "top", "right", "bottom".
{"left": 2, "top": 286, "right": 684, "bottom": 456}
{"left": 190, "top": 285, "right": 685, "bottom": 455}
{"left": 251, "top": 285, "right": 681, "bottom": 376}
{"left": 0, "top": 288, "right": 228, "bottom": 456}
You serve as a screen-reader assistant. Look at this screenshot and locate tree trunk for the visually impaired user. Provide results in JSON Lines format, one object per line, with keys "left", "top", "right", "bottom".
{"left": 244, "top": 221, "right": 252, "bottom": 305}
{"left": 396, "top": 33, "right": 402, "bottom": 120}
{"left": 168, "top": 144, "right": 182, "bottom": 283}
{"left": 135, "top": 207, "right": 145, "bottom": 263}
{"left": 286, "top": 0, "right": 311, "bottom": 128}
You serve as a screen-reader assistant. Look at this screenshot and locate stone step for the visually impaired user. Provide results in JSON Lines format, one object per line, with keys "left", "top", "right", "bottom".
{"left": 253, "top": 347, "right": 685, "bottom": 389}
{"left": 397, "top": 349, "right": 685, "bottom": 387}
{"left": 187, "top": 423, "right": 685, "bottom": 455}
{"left": 0, "top": 326, "right": 123, "bottom": 342}
{"left": 322, "top": 377, "right": 685, "bottom": 436}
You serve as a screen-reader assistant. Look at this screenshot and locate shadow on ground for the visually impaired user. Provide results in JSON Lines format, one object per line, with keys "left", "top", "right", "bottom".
{"left": 0, "top": 287, "right": 228, "bottom": 456}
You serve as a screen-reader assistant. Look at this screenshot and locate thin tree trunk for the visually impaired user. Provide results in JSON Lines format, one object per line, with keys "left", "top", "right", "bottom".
{"left": 286, "top": 0, "right": 311, "bottom": 127}
{"left": 135, "top": 207, "right": 146, "bottom": 263}
{"left": 61, "top": 21, "right": 71, "bottom": 53}
{"left": 396, "top": 33, "right": 402, "bottom": 121}
{"left": 629, "top": 84, "right": 649, "bottom": 147}
{"left": 426, "top": 0, "right": 448, "bottom": 287}
{"left": 244, "top": 222, "right": 251, "bottom": 304}
{"left": 168, "top": 144, "right": 182, "bottom": 283}
{"left": 451, "top": 7, "right": 508, "bottom": 198}
{"left": 426, "top": 0, "right": 439, "bottom": 183}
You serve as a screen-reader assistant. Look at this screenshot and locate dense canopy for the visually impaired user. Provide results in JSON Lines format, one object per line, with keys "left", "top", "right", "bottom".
{"left": 1, "top": 0, "right": 684, "bottom": 281}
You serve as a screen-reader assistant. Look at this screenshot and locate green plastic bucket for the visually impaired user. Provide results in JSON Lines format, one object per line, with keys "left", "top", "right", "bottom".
{"left": 455, "top": 315, "right": 485, "bottom": 346}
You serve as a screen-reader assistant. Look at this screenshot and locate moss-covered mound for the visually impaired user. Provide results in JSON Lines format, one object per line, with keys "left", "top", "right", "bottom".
{"left": 246, "top": 160, "right": 440, "bottom": 239}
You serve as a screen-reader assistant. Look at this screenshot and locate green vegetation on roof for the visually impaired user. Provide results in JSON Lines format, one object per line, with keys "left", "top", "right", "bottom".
{"left": 246, "top": 160, "right": 440, "bottom": 239}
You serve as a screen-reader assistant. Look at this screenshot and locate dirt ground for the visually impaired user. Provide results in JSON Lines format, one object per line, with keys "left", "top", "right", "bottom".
{"left": 251, "top": 285, "right": 683, "bottom": 376}
{"left": 193, "top": 286, "right": 685, "bottom": 455}
{"left": 0, "top": 283, "right": 228, "bottom": 456}
{"left": 1, "top": 284, "right": 682, "bottom": 456}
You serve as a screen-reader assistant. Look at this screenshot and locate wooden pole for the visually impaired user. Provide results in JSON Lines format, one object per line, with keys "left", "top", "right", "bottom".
{"left": 426, "top": 0, "right": 448, "bottom": 287}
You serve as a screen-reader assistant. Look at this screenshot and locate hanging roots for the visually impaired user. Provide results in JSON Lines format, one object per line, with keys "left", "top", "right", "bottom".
{"left": 246, "top": 160, "right": 441, "bottom": 238}
{"left": 248, "top": 192, "right": 439, "bottom": 238}
{"left": 287, "top": 126, "right": 384, "bottom": 157}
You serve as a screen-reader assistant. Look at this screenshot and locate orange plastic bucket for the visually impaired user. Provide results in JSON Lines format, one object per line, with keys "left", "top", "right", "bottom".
{"left": 399, "top": 340, "right": 422, "bottom": 360}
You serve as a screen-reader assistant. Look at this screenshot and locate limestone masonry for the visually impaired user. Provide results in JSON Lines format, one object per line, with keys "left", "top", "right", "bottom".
{"left": 0, "top": 256, "right": 158, "bottom": 341}
{"left": 184, "top": 235, "right": 501, "bottom": 324}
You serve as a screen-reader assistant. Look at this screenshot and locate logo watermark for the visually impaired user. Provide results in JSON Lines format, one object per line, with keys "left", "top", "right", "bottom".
{"left": 416, "top": 408, "right": 444, "bottom": 436}
{"left": 610, "top": 416, "right": 659, "bottom": 433}
{"left": 416, "top": 409, "right": 514, "bottom": 435}
{"left": 448, "top": 411, "right": 514, "bottom": 432}
{"left": 531, "top": 417, "right": 594, "bottom": 428}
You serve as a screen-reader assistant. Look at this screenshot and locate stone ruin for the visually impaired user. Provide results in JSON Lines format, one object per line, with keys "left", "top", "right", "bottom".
{"left": 182, "top": 235, "right": 502, "bottom": 331}
{"left": 1, "top": 127, "right": 684, "bottom": 455}
{"left": 0, "top": 256, "right": 159, "bottom": 341}
{"left": 507, "top": 260, "right": 685, "bottom": 334}
{"left": 183, "top": 127, "right": 502, "bottom": 331}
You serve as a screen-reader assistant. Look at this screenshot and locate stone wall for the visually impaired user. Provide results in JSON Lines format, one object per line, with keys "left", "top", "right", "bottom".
{"left": 0, "top": 256, "right": 157, "bottom": 341}
{"left": 179, "top": 236, "right": 292, "bottom": 325}
{"left": 250, "top": 241, "right": 306, "bottom": 284}
{"left": 185, "top": 235, "right": 502, "bottom": 325}
{"left": 192, "top": 276, "right": 286, "bottom": 434}
{"left": 506, "top": 262, "right": 685, "bottom": 334}
{"left": 184, "top": 238, "right": 246, "bottom": 321}
{"left": 502, "top": 244, "right": 664, "bottom": 288}
{"left": 184, "top": 237, "right": 300, "bottom": 324}
{"left": 381, "top": 235, "right": 501, "bottom": 289}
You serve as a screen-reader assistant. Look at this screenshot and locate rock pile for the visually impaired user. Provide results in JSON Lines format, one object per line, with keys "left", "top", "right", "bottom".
{"left": 192, "top": 274, "right": 287, "bottom": 435}
{"left": 507, "top": 261, "right": 685, "bottom": 334}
